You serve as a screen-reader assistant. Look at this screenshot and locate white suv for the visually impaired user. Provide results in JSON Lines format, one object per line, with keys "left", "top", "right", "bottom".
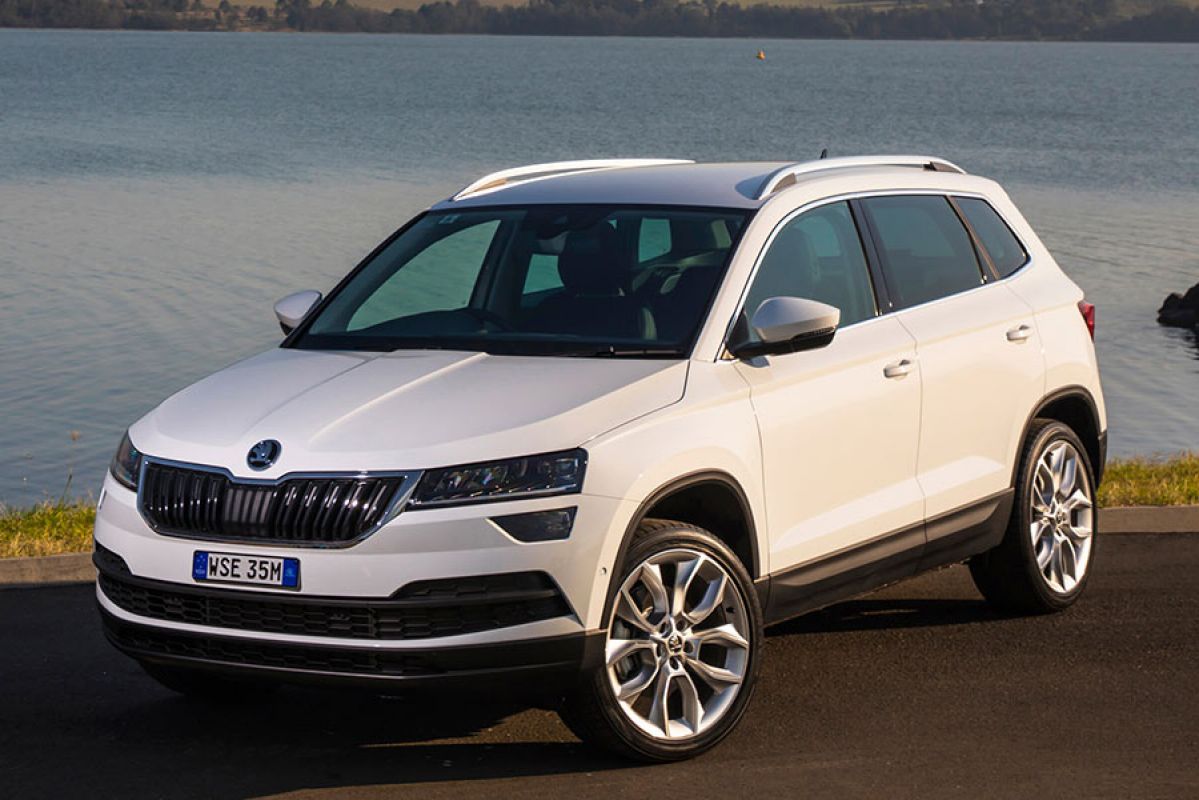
{"left": 95, "top": 156, "right": 1106, "bottom": 761}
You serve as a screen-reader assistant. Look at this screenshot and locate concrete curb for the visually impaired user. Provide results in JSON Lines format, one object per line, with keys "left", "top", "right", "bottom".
{"left": 1, "top": 506, "right": 1196, "bottom": 589}
{"left": 1101, "top": 505, "right": 1199, "bottom": 534}
{"left": 0, "top": 552, "right": 94, "bottom": 589}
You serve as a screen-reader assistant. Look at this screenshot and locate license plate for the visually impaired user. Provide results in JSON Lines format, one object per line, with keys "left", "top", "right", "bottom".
{"left": 193, "top": 551, "right": 299, "bottom": 589}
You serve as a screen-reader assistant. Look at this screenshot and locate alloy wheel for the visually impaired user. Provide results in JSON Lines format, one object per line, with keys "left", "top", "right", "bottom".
{"left": 605, "top": 548, "right": 750, "bottom": 741}
{"left": 1030, "top": 440, "right": 1094, "bottom": 594}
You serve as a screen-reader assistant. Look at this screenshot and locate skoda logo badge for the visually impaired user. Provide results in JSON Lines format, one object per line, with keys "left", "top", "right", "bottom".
{"left": 247, "top": 439, "right": 281, "bottom": 471}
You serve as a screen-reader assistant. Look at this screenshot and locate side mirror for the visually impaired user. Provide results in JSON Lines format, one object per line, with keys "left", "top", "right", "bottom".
{"left": 274, "top": 290, "right": 322, "bottom": 335}
{"left": 732, "top": 296, "right": 840, "bottom": 359}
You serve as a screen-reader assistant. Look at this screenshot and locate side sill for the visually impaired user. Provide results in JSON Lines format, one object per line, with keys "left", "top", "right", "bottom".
{"left": 760, "top": 490, "right": 1015, "bottom": 627}
{"left": 762, "top": 524, "right": 924, "bottom": 626}
{"left": 918, "top": 488, "right": 1014, "bottom": 573}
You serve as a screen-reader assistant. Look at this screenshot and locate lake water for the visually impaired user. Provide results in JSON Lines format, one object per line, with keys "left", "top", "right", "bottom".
{"left": 1, "top": 30, "right": 1197, "bottom": 506}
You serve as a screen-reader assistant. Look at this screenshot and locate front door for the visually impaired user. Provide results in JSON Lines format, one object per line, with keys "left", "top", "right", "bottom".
{"left": 731, "top": 201, "right": 924, "bottom": 596}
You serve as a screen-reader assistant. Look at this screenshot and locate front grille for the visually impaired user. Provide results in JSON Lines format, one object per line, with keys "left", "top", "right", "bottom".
{"left": 139, "top": 461, "right": 410, "bottom": 545}
{"left": 104, "top": 618, "right": 439, "bottom": 677}
{"left": 98, "top": 571, "right": 571, "bottom": 640}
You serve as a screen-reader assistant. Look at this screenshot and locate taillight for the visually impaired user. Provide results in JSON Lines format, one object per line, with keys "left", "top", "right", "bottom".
{"left": 1078, "top": 300, "right": 1095, "bottom": 340}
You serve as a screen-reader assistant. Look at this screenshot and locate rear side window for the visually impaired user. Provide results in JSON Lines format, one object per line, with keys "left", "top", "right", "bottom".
{"left": 955, "top": 197, "right": 1028, "bottom": 278}
{"left": 862, "top": 195, "right": 984, "bottom": 309}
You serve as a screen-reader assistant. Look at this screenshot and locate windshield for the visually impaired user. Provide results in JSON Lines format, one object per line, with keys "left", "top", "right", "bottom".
{"left": 294, "top": 205, "right": 748, "bottom": 357}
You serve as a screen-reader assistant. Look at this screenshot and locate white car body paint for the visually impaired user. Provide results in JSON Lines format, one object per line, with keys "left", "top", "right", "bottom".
{"left": 95, "top": 158, "right": 1106, "bottom": 665}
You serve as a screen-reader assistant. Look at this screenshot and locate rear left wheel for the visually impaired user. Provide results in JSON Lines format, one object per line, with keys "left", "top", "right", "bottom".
{"left": 970, "top": 419, "right": 1097, "bottom": 614}
{"left": 560, "top": 520, "right": 762, "bottom": 762}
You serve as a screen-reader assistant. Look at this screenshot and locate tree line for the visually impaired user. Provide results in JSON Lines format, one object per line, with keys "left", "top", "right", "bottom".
{"left": 2, "top": 0, "right": 1197, "bottom": 41}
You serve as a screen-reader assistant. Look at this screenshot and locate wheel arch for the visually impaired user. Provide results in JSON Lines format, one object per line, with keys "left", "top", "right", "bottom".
{"left": 599, "top": 471, "right": 762, "bottom": 626}
{"left": 1018, "top": 386, "right": 1106, "bottom": 485}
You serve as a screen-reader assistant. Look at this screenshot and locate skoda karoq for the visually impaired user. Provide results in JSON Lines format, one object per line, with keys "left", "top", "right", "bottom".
{"left": 95, "top": 156, "right": 1106, "bottom": 761}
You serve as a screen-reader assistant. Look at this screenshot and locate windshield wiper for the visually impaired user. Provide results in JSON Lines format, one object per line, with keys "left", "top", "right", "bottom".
{"left": 557, "top": 346, "right": 684, "bottom": 358}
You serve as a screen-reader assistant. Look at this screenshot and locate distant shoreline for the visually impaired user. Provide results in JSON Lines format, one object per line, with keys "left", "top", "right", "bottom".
{"left": 6, "top": 27, "right": 1199, "bottom": 43}
{"left": 3, "top": 0, "right": 1198, "bottom": 43}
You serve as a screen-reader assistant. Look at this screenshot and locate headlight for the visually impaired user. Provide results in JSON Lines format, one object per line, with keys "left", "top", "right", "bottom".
{"left": 410, "top": 449, "right": 586, "bottom": 508}
{"left": 109, "top": 431, "right": 143, "bottom": 491}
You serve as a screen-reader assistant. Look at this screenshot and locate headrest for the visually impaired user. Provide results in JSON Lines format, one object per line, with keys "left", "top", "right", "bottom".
{"left": 558, "top": 222, "right": 623, "bottom": 295}
{"left": 773, "top": 225, "right": 820, "bottom": 281}
{"left": 671, "top": 219, "right": 730, "bottom": 254}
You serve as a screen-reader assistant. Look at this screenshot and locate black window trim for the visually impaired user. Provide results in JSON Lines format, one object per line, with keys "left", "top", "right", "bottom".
{"left": 949, "top": 194, "right": 1032, "bottom": 281}
{"left": 946, "top": 195, "right": 1000, "bottom": 282}
{"left": 848, "top": 197, "right": 894, "bottom": 313}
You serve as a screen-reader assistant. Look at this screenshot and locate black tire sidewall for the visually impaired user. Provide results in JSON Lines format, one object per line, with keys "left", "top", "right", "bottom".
{"left": 584, "top": 522, "right": 763, "bottom": 761}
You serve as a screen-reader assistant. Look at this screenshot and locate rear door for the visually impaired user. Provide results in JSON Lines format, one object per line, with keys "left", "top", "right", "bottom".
{"left": 859, "top": 194, "right": 1044, "bottom": 564}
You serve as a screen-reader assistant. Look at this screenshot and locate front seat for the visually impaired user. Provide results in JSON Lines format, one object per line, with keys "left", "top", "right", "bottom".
{"left": 525, "top": 222, "right": 656, "bottom": 340}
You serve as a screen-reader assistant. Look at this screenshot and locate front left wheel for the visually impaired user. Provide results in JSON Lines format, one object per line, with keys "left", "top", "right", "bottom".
{"left": 559, "top": 519, "right": 763, "bottom": 762}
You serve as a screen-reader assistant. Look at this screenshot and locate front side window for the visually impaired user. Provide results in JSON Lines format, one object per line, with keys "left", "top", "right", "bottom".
{"left": 299, "top": 205, "right": 747, "bottom": 357}
{"left": 862, "top": 195, "right": 985, "bottom": 309}
{"left": 955, "top": 197, "right": 1028, "bottom": 278}
{"left": 737, "top": 201, "right": 877, "bottom": 344}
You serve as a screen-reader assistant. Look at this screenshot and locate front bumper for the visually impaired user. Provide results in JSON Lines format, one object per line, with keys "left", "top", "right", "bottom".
{"left": 96, "top": 549, "right": 604, "bottom": 692}
{"left": 99, "top": 606, "right": 599, "bottom": 694}
{"left": 95, "top": 471, "right": 632, "bottom": 627}
{"left": 94, "top": 471, "right": 631, "bottom": 689}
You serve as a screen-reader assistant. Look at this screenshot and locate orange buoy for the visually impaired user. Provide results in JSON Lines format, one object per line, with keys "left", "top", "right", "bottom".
{"left": 756, "top": 50, "right": 766, "bottom": 60}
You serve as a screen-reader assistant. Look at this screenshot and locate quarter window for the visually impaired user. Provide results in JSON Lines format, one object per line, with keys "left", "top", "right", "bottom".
{"left": 862, "top": 195, "right": 985, "bottom": 309}
{"left": 955, "top": 197, "right": 1028, "bottom": 278}
{"left": 740, "top": 201, "right": 877, "bottom": 339}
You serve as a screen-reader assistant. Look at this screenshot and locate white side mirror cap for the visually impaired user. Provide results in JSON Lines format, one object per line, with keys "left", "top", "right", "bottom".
{"left": 751, "top": 296, "right": 840, "bottom": 344}
{"left": 274, "top": 290, "right": 322, "bottom": 335}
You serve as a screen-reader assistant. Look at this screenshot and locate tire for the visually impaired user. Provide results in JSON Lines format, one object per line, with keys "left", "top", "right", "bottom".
{"left": 140, "top": 662, "right": 279, "bottom": 702}
{"left": 559, "top": 519, "right": 763, "bottom": 762}
{"left": 969, "top": 419, "right": 1098, "bottom": 614}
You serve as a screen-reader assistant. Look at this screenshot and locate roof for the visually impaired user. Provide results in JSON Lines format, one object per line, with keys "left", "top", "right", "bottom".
{"left": 433, "top": 162, "right": 787, "bottom": 211}
{"left": 431, "top": 156, "right": 968, "bottom": 212}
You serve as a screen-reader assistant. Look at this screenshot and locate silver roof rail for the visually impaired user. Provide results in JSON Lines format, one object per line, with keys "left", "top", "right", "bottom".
{"left": 757, "top": 155, "right": 967, "bottom": 199}
{"left": 452, "top": 158, "right": 694, "bottom": 201}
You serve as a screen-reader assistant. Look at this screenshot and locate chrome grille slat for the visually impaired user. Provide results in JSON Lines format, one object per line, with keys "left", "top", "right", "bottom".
{"left": 139, "top": 462, "right": 409, "bottom": 546}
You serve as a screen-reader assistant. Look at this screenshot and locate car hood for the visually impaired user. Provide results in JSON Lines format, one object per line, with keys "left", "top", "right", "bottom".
{"left": 130, "top": 348, "right": 688, "bottom": 479}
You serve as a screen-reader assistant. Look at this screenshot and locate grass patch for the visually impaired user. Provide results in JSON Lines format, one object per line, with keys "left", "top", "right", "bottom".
{"left": 1099, "top": 453, "right": 1199, "bottom": 507}
{"left": 0, "top": 500, "right": 95, "bottom": 559}
{"left": 0, "top": 454, "right": 1196, "bottom": 559}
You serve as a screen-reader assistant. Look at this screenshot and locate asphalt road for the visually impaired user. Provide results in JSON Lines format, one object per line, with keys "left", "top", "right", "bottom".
{"left": 2, "top": 534, "right": 1196, "bottom": 800}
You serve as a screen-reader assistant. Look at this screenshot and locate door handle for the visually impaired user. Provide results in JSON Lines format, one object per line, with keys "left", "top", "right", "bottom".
{"left": 883, "top": 359, "right": 913, "bottom": 379}
{"left": 1006, "top": 324, "right": 1033, "bottom": 342}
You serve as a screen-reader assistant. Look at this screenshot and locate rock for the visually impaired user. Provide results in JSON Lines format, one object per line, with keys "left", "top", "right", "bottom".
{"left": 1158, "top": 281, "right": 1199, "bottom": 328}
